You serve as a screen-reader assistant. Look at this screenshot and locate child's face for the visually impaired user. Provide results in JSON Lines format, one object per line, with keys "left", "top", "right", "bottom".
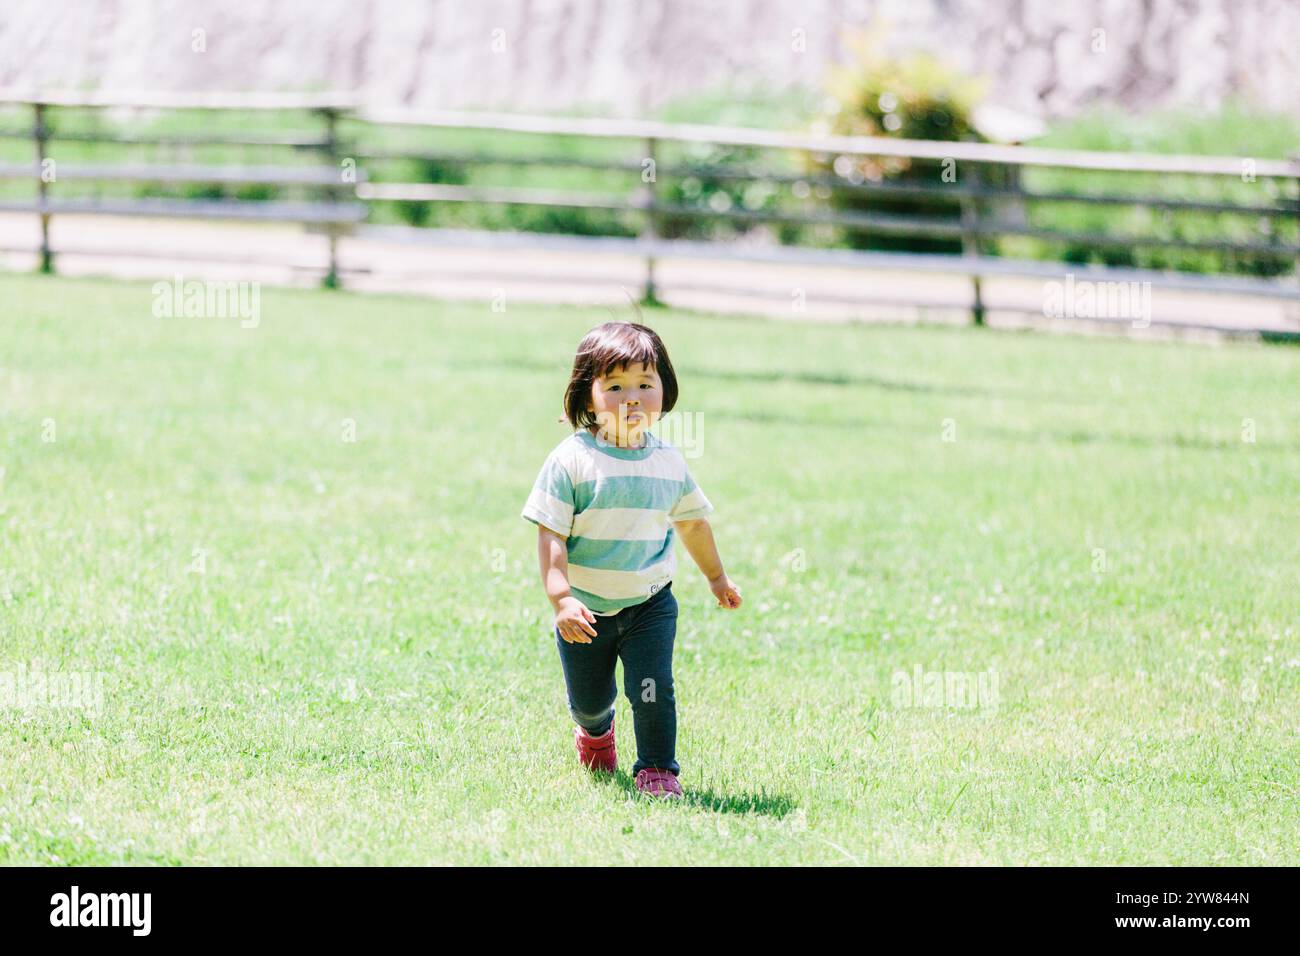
{"left": 587, "top": 360, "right": 663, "bottom": 445}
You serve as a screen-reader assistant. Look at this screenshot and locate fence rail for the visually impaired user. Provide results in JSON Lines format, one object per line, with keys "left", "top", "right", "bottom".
{"left": 1, "top": 90, "right": 1298, "bottom": 333}
{"left": 358, "top": 106, "right": 1300, "bottom": 178}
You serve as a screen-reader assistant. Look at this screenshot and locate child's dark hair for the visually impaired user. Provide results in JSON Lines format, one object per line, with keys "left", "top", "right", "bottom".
{"left": 562, "top": 320, "right": 679, "bottom": 429}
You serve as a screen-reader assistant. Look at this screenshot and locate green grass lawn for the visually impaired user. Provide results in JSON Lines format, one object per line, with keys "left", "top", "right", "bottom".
{"left": 0, "top": 272, "right": 1296, "bottom": 865}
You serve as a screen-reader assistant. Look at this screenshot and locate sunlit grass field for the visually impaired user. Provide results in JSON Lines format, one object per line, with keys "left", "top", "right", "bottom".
{"left": 0, "top": 272, "right": 1296, "bottom": 864}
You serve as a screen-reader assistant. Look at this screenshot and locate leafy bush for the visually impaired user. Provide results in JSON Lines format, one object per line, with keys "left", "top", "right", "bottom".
{"left": 654, "top": 142, "right": 785, "bottom": 241}
{"left": 395, "top": 157, "right": 468, "bottom": 228}
{"left": 651, "top": 85, "right": 811, "bottom": 243}
{"left": 811, "top": 29, "right": 998, "bottom": 255}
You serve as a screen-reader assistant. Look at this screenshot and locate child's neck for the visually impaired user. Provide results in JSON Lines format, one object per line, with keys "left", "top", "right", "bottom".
{"left": 589, "top": 423, "right": 645, "bottom": 449}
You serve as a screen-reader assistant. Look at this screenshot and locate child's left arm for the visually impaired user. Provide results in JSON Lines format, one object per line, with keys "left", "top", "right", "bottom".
{"left": 672, "top": 517, "right": 742, "bottom": 610}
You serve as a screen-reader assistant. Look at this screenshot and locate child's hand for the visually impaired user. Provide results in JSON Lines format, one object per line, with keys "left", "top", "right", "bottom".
{"left": 555, "top": 596, "right": 599, "bottom": 644}
{"left": 708, "top": 573, "right": 743, "bottom": 610}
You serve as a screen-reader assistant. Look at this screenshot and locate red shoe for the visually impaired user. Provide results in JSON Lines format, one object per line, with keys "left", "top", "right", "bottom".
{"left": 574, "top": 714, "right": 617, "bottom": 773}
{"left": 635, "top": 768, "right": 683, "bottom": 799}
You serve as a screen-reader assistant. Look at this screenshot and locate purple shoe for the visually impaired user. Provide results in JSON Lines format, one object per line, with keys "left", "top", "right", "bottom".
{"left": 635, "top": 767, "right": 683, "bottom": 799}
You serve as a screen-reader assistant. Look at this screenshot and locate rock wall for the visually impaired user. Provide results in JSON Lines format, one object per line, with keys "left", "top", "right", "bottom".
{"left": 2, "top": 0, "right": 1296, "bottom": 119}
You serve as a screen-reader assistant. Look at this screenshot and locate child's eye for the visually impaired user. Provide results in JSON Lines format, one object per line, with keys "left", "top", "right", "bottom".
{"left": 608, "top": 385, "right": 621, "bottom": 391}
{"left": 640, "top": 383, "right": 652, "bottom": 389}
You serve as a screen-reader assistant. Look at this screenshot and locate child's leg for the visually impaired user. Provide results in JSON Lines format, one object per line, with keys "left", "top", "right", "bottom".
{"left": 617, "top": 586, "right": 680, "bottom": 775}
{"left": 555, "top": 617, "right": 619, "bottom": 736}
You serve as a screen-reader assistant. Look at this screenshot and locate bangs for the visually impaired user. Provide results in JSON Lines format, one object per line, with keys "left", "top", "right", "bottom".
{"left": 590, "top": 336, "right": 660, "bottom": 379}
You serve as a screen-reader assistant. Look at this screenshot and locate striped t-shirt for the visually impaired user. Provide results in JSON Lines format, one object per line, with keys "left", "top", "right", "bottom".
{"left": 522, "top": 427, "right": 714, "bottom": 614}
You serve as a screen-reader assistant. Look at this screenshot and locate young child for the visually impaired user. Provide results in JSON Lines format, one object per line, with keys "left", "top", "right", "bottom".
{"left": 521, "top": 320, "right": 742, "bottom": 799}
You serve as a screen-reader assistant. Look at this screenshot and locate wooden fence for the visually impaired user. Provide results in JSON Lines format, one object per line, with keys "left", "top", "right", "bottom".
{"left": 0, "top": 92, "right": 364, "bottom": 286}
{"left": 1, "top": 90, "right": 1298, "bottom": 332}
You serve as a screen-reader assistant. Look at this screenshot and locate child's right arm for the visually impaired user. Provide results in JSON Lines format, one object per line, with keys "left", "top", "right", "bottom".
{"left": 537, "top": 526, "right": 598, "bottom": 644}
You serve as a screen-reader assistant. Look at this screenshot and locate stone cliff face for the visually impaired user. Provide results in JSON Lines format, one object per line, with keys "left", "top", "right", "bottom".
{"left": 2, "top": 0, "right": 1296, "bottom": 119}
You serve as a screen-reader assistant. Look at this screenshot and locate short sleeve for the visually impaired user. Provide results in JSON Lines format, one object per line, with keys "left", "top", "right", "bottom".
{"left": 669, "top": 465, "right": 714, "bottom": 522}
{"left": 522, "top": 452, "right": 576, "bottom": 536}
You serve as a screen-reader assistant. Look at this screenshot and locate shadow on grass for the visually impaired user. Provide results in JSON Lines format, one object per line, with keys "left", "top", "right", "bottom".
{"left": 469, "top": 354, "right": 1030, "bottom": 401}
{"left": 981, "top": 424, "right": 1298, "bottom": 454}
{"left": 1261, "top": 331, "right": 1300, "bottom": 346}
{"left": 694, "top": 364, "right": 1014, "bottom": 399}
{"left": 596, "top": 769, "right": 797, "bottom": 817}
{"left": 719, "top": 409, "right": 1298, "bottom": 453}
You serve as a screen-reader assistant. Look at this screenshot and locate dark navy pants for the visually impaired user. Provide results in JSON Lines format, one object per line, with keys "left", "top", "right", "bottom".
{"left": 555, "top": 581, "right": 680, "bottom": 776}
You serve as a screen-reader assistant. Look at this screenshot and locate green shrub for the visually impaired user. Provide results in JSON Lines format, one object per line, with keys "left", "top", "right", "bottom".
{"left": 393, "top": 157, "right": 468, "bottom": 228}
{"left": 653, "top": 142, "right": 784, "bottom": 241}
{"left": 811, "top": 29, "right": 998, "bottom": 255}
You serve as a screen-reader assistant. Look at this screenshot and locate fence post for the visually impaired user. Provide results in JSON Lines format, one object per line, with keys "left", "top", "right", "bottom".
{"left": 960, "top": 161, "right": 984, "bottom": 326}
{"left": 319, "top": 106, "right": 341, "bottom": 289}
{"left": 1291, "top": 156, "right": 1300, "bottom": 285}
{"left": 640, "top": 136, "right": 661, "bottom": 306}
{"left": 33, "top": 102, "right": 53, "bottom": 274}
